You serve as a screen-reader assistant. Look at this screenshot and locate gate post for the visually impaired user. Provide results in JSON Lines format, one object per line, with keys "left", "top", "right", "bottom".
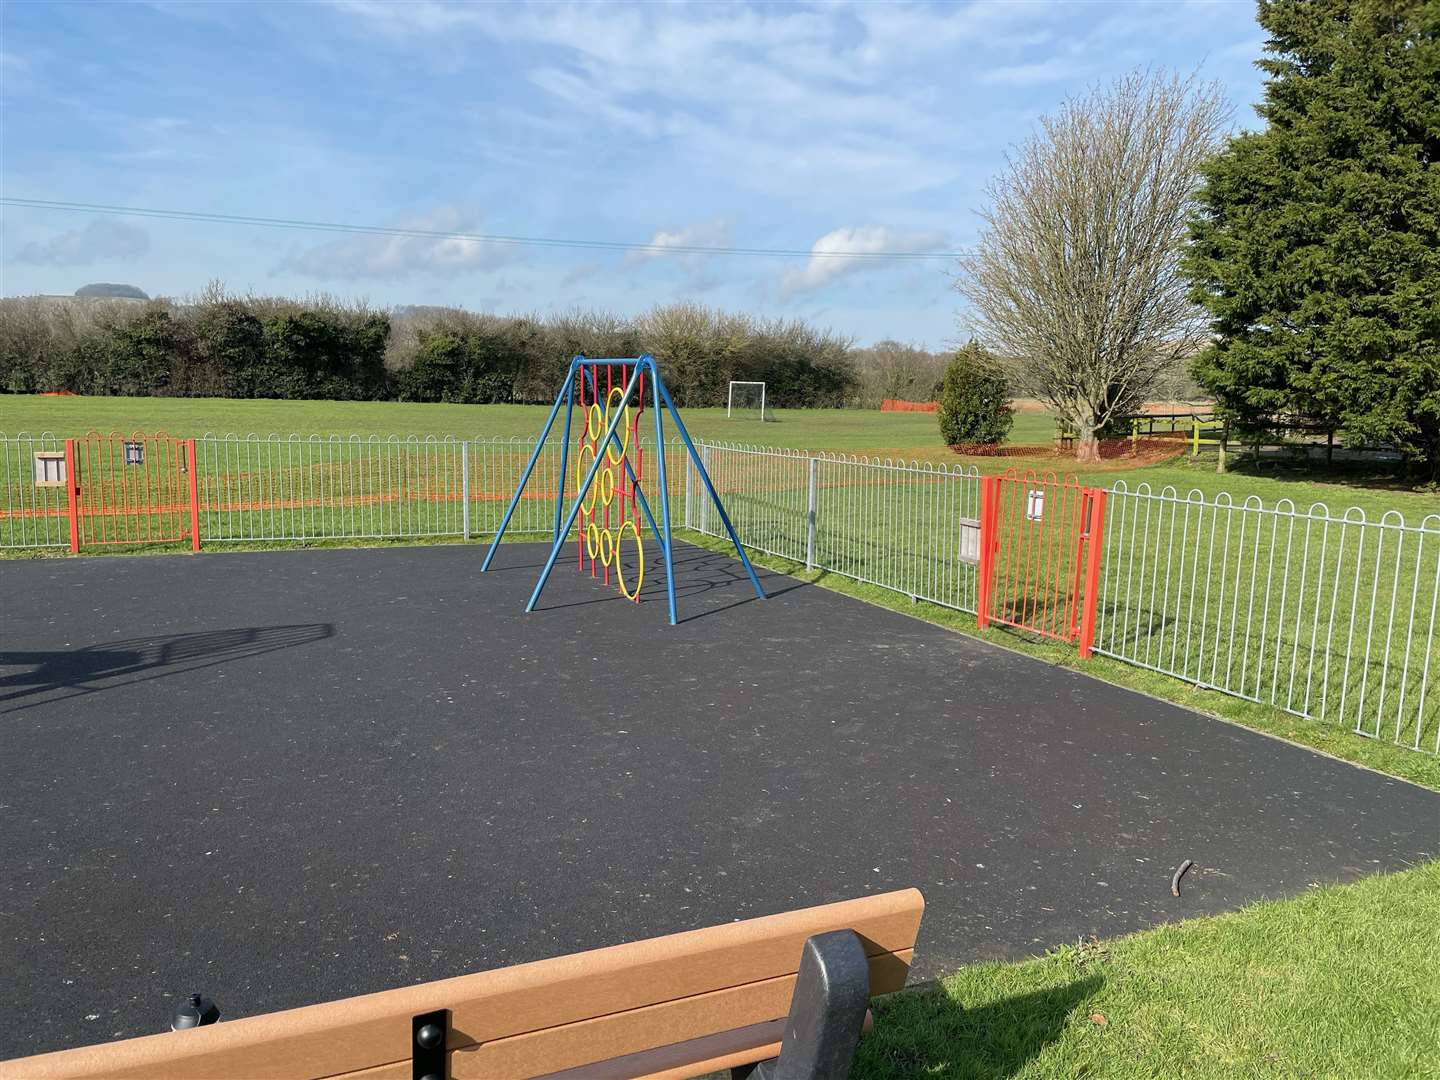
{"left": 65, "top": 438, "right": 80, "bottom": 554}
{"left": 976, "top": 475, "right": 999, "bottom": 629}
{"left": 186, "top": 439, "right": 201, "bottom": 551}
{"left": 805, "top": 456, "right": 818, "bottom": 570}
{"left": 699, "top": 443, "right": 711, "bottom": 536}
{"left": 1077, "top": 487, "right": 1108, "bottom": 658}
{"left": 461, "top": 441, "right": 471, "bottom": 540}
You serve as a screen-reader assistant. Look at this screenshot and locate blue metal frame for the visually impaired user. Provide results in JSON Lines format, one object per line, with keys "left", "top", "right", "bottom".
{"left": 480, "top": 354, "right": 765, "bottom": 624}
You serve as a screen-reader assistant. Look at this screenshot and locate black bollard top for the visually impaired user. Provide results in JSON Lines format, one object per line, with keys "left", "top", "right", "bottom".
{"left": 171, "top": 992, "right": 220, "bottom": 1030}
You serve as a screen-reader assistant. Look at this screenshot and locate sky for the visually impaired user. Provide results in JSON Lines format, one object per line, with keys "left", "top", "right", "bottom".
{"left": 1, "top": 0, "right": 1266, "bottom": 348}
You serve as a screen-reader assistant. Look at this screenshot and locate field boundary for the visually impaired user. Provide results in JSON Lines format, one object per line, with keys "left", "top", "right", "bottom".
{"left": 4, "top": 429, "right": 1436, "bottom": 755}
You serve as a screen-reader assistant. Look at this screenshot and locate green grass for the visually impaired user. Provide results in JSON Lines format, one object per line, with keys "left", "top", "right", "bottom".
{"left": 855, "top": 859, "right": 1440, "bottom": 1079}
{"left": 5, "top": 394, "right": 1432, "bottom": 511}
{"left": 1, "top": 393, "right": 958, "bottom": 451}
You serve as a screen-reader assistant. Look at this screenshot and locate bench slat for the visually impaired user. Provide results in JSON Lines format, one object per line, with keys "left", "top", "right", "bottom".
{"left": 1, "top": 889, "right": 922, "bottom": 1080}
{"left": 325, "top": 952, "right": 908, "bottom": 1080}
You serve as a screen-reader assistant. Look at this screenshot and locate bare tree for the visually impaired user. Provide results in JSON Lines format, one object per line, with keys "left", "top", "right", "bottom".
{"left": 958, "top": 70, "right": 1230, "bottom": 461}
{"left": 851, "top": 340, "right": 947, "bottom": 408}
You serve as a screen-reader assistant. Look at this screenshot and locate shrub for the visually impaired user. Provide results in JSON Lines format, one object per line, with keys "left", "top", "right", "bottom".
{"left": 937, "top": 342, "right": 1013, "bottom": 446}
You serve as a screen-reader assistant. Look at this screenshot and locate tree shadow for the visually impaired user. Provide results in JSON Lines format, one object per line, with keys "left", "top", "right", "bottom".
{"left": 1223, "top": 452, "right": 1430, "bottom": 491}
{"left": 855, "top": 975, "right": 1102, "bottom": 1079}
{"left": 0, "top": 624, "right": 334, "bottom": 714}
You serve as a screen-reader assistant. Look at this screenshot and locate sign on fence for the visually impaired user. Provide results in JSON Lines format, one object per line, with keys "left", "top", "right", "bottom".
{"left": 32, "top": 451, "right": 66, "bottom": 487}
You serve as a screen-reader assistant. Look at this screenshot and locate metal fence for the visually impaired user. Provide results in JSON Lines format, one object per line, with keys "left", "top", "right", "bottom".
{"left": 1, "top": 432, "right": 688, "bottom": 548}
{"left": 3, "top": 431, "right": 1436, "bottom": 752}
{"left": 684, "top": 446, "right": 1438, "bottom": 754}
{"left": 689, "top": 442, "right": 985, "bottom": 615}
{"left": 0, "top": 431, "right": 68, "bottom": 548}
{"left": 1094, "top": 481, "right": 1440, "bottom": 753}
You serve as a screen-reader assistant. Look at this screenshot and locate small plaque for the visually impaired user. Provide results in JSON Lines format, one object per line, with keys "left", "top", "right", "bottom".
{"left": 124, "top": 441, "right": 145, "bottom": 466}
{"left": 1026, "top": 489, "right": 1045, "bottom": 521}
{"left": 33, "top": 451, "right": 67, "bottom": 488}
{"left": 957, "top": 517, "right": 980, "bottom": 564}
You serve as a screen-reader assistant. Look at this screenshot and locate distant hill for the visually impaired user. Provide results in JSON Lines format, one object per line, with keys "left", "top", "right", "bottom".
{"left": 75, "top": 283, "right": 149, "bottom": 300}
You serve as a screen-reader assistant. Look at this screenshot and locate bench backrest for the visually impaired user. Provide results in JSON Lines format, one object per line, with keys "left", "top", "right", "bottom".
{"left": 1, "top": 889, "right": 924, "bottom": 1080}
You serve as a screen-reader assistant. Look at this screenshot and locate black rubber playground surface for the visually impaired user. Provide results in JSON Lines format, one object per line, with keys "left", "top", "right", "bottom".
{"left": 2, "top": 541, "right": 1436, "bottom": 1059}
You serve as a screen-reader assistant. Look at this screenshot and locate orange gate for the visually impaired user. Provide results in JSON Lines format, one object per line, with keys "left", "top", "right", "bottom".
{"left": 65, "top": 433, "right": 201, "bottom": 552}
{"left": 976, "top": 471, "right": 1107, "bottom": 656}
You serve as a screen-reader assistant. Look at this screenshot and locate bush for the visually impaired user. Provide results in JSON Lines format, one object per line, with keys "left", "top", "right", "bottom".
{"left": 937, "top": 343, "right": 1012, "bottom": 446}
{"left": 0, "top": 288, "right": 861, "bottom": 408}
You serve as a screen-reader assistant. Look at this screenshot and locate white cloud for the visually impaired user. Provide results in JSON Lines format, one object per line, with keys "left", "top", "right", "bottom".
{"left": 325, "top": 2, "right": 1045, "bottom": 202}
{"left": 781, "top": 226, "right": 948, "bottom": 297}
{"left": 15, "top": 217, "right": 150, "bottom": 266}
{"left": 624, "top": 219, "right": 731, "bottom": 267}
{"left": 979, "top": 58, "right": 1089, "bottom": 87}
{"left": 280, "top": 206, "right": 513, "bottom": 281}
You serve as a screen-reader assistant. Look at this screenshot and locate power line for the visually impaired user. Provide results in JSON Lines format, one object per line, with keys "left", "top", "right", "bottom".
{"left": 0, "top": 198, "right": 970, "bottom": 260}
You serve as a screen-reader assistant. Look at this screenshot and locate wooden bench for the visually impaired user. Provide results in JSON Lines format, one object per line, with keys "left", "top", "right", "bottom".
{"left": 0, "top": 889, "right": 924, "bottom": 1080}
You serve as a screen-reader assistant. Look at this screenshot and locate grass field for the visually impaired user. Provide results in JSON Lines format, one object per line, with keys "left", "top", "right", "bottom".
{"left": 5, "top": 393, "right": 1432, "bottom": 514}
{"left": 3, "top": 393, "right": 1034, "bottom": 449}
{"left": 855, "top": 858, "right": 1440, "bottom": 1079}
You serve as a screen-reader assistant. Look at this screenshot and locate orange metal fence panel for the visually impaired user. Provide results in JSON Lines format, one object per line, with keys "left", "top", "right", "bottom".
{"left": 68, "top": 433, "right": 201, "bottom": 552}
{"left": 977, "top": 471, "right": 1107, "bottom": 656}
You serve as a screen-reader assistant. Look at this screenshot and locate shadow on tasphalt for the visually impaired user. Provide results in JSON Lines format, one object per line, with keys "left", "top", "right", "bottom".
{"left": 529, "top": 545, "right": 808, "bottom": 623}
{"left": 0, "top": 624, "right": 333, "bottom": 712}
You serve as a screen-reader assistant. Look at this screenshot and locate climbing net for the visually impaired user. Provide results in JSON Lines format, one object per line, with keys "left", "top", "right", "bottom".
{"left": 574, "top": 362, "right": 646, "bottom": 601}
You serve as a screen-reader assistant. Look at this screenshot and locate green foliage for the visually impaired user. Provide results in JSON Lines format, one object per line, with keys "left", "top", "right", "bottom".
{"left": 0, "top": 292, "right": 857, "bottom": 408}
{"left": 937, "top": 343, "right": 1013, "bottom": 445}
{"left": 99, "top": 307, "right": 181, "bottom": 396}
{"left": 636, "top": 303, "right": 855, "bottom": 409}
{"left": 1186, "top": 0, "right": 1440, "bottom": 475}
{"left": 195, "top": 300, "right": 264, "bottom": 397}
{"left": 257, "top": 310, "right": 390, "bottom": 400}
{"left": 397, "top": 321, "right": 529, "bottom": 404}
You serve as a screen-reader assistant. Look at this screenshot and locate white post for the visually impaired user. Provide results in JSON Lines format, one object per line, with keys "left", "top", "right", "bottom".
{"left": 700, "top": 443, "right": 711, "bottom": 535}
{"left": 461, "top": 441, "right": 470, "bottom": 540}
{"left": 806, "top": 456, "right": 818, "bottom": 570}
{"left": 684, "top": 439, "right": 693, "bottom": 530}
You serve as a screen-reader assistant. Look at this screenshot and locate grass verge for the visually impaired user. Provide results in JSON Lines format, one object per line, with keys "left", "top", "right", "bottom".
{"left": 856, "top": 859, "right": 1440, "bottom": 1079}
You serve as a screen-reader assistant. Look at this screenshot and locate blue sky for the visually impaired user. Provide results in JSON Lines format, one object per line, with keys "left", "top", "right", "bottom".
{"left": 1, "top": 0, "right": 1265, "bottom": 347}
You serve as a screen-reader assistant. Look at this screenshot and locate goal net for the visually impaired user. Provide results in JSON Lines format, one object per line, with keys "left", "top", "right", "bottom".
{"left": 727, "top": 381, "right": 767, "bottom": 421}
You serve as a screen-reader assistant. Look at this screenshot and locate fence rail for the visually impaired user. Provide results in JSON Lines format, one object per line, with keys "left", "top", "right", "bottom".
{"left": 4, "top": 431, "right": 1436, "bottom": 753}
{"left": 1095, "top": 482, "right": 1440, "bottom": 753}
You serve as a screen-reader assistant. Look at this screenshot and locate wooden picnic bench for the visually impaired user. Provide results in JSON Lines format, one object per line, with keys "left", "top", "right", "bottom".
{"left": 0, "top": 888, "right": 924, "bottom": 1080}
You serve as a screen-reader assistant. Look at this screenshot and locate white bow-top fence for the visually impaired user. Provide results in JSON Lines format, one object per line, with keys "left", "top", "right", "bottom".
{"left": 3, "top": 431, "right": 1435, "bottom": 753}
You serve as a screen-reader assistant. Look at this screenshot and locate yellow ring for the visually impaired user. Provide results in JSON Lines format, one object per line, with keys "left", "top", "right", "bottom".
{"left": 576, "top": 444, "right": 599, "bottom": 514}
{"left": 599, "top": 466, "right": 616, "bottom": 506}
{"left": 586, "top": 402, "right": 605, "bottom": 442}
{"left": 615, "top": 519, "right": 644, "bottom": 601}
{"left": 604, "top": 387, "right": 632, "bottom": 464}
{"left": 598, "top": 527, "right": 615, "bottom": 566}
{"left": 585, "top": 521, "right": 601, "bottom": 560}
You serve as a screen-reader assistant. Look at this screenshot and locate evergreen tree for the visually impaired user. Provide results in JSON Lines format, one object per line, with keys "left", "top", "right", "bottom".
{"left": 1186, "top": 0, "right": 1440, "bottom": 476}
{"left": 937, "top": 342, "right": 1013, "bottom": 447}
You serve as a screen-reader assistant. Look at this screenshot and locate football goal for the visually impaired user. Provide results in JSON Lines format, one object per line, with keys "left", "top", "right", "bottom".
{"left": 727, "top": 380, "right": 767, "bottom": 421}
